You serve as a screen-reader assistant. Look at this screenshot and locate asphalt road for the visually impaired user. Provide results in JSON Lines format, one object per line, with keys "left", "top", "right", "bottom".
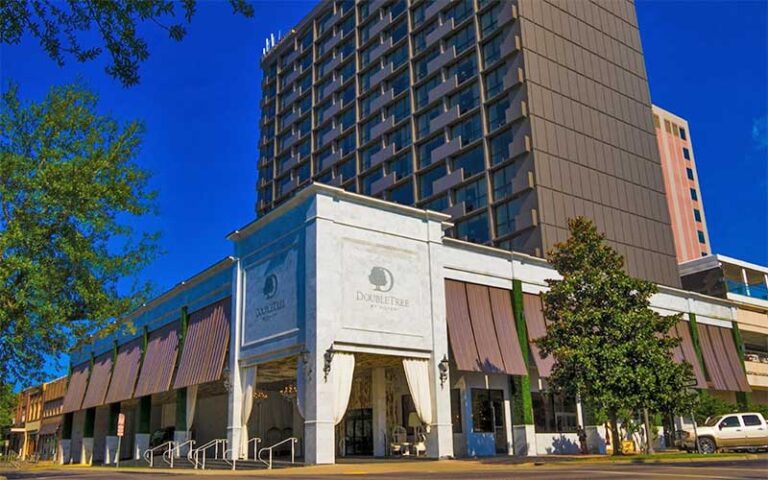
{"left": 4, "top": 458, "right": 768, "bottom": 480}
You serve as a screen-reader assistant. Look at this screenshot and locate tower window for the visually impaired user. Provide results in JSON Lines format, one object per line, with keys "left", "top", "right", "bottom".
{"left": 686, "top": 168, "right": 694, "bottom": 180}
{"left": 697, "top": 231, "right": 706, "bottom": 244}
{"left": 690, "top": 189, "right": 698, "bottom": 201}
{"left": 694, "top": 209, "right": 702, "bottom": 222}
{"left": 683, "top": 148, "right": 691, "bottom": 160}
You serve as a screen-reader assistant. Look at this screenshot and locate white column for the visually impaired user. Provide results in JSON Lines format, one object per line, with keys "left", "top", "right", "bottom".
{"left": 58, "top": 439, "right": 71, "bottom": 465}
{"left": 104, "top": 436, "right": 119, "bottom": 464}
{"left": 226, "top": 259, "right": 245, "bottom": 460}
{"left": 303, "top": 348, "right": 336, "bottom": 464}
{"left": 372, "top": 368, "right": 387, "bottom": 457}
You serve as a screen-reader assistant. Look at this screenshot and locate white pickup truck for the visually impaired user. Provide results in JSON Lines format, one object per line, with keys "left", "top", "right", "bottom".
{"left": 681, "top": 412, "right": 768, "bottom": 453}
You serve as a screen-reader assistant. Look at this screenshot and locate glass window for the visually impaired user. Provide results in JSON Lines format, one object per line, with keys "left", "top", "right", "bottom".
{"left": 683, "top": 148, "right": 691, "bottom": 160}
{"left": 340, "top": 83, "right": 355, "bottom": 107}
{"left": 686, "top": 167, "right": 694, "bottom": 180}
{"left": 719, "top": 416, "right": 741, "bottom": 429}
{"left": 338, "top": 107, "right": 355, "bottom": 131}
{"left": 454, "top": 178, "right": 487, "bottom": 212}
{"left": 673, "top": 123, "right": 680, "bottom": 137}
{"left": 418, "top": 135, "right": 446, "bottom": 169}
{"left": 387, "top": 180, "right": 414, "bottom": 205}
{"left": 361, "top": 143, "right": 383, "bottom": 171}
{"left": 339, "top": 60, "right": 355, "bottom": 83}
{"left": 337, "top": 157, "right": 356, "bottom": 179}
{"left": 483, "top": 33, "right": 503, "bottom": 68}
{"left": 419, "top": 164, "right": 447, "bottom": 198}
{"left": 296, "top": 138, "right": 311, "bottom": 159}
{"left": 361, "top": 167, "right": 384, "bottom": 195}
{"left": 412, "top": 2, "right": 427, "bottom": 28}
{"left": 495, "top": 196, "right": 523, "bottom": 237}
{"left": 446, "top": 0, "right": 473, "bottom": 24}
{"left": 387, "top": 94, "right": 411, "bottom": 123}
{"left": 448, "top": 54, "right": 478, "bottom": 85}
{"left": 455, "top": 213, "right": 489, "bottom": 243}
{"left": 493, "top": 160, "right": 521, "bottom": 201}
{"left": 416, "top": 105, "right": 443, "bottom": 139}
{"left": 451, "top": 113, "right": 482, "bottom": 146}
{"left": 387, "top": 152, "right": 413, "bottom": 180}
{"left": 485, "top": 64, "right": 505, "bottom": 99}
{"left": 361, "top": 91, "right": 376, "bottom": 117}
{"left": 317, "top": 10, "right": 334, "bottom": 35}
{"left": 389, "top": 70, "right": 410, "bottom": 96}
{"left": 412, "top": 21, "right": 437, "bottom": 55}
{"left": 489, "top": 129, "right": 512, "bottom": 165}
{"left": 698, "top": 230, "right": 706, "bottom": 244}
{"left": 452, "top": 145, "right": 485, "bottom": 178}
{"left": 317, "top": 77, "right": 334, "bottom": 100}
{"left": 415, "top": 75, "right": 441, "bottom": 110}
{"left": 296, "top": 161, "right": 311, "bottom": 183}
{"left": 388, "top": 0, "right": 407, "bottom": 19}
{"left": 653, "top": 114, "right": 660, "bottom": 128}
{"left": 298, "top": 73, "right": 312, "bottom": 94}
{"left": 449, "top": 82, "right": 480, "bottom": 114}
{"left": 479, "top": 2, "right": 501, "bottom": 38}
{"left": 360, "top": 41, "right": 379, "bottom": 68}
{"left": 448, "top": 23, "right": 476, "bottom": 55}
{"left": 690, "top": 188, "right": 698, "bottom": 201}
{"left": 387, "top": 18, "right": 408, "bottom": 44}
{"left": 680, "top": 127, "right": 688, "bottom": 141}
{"left": 450, "top": 389, "right": 463, "bottom": 434}
{"left": 316, "top": 99, "right": 334, "bottom": 125}
{"left": 470, "top": 389, "right": 493, "bottom": 433}
{"left": 487, "top": 96, "right": 511, "bottom": 132}
{"left": 299, "top": 52, "right": 312, "bottom": 72}
{"left": 422, "top": 194, "right": 449, "bottom": 211}
{"left": 339, "top": 14, "right": 355, "bottom": 38}
{"left": 414, "top": 47, "right": 440, "bottom": 81}
{"left": 338, "top": 132, "right": 356, "bottom": 156}
{"left": 389, "top": 124, "right": 412, "bottom": 151}
{"left": 693, "top": 209, "right": 702, "bottom": 222}
{"left": 664, "top": 119, "right": 672, "bottom": 133}
{"left": 339, "top": 40, "right": 355, "bottom": 60}
{"left": 532, "top": 392, "right": 578, "bottom": 433}
{"left": 361, "top": 115, "right": 381, "bottom": 144}
{"left": 387, "top": 43, "right": 409, "bottom": 69}
{"left": 743, "top": 415, "right": 762, "bottom": 427}
{"left": 300, "top": 29, "right": 313, "bottom": 51}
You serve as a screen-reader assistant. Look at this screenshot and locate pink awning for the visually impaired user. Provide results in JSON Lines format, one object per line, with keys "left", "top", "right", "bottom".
{"left": 523, "top": 293, "right": 555, "bottom": 377}
{"left": 61, "top": 363, "right": 89, "bottom": 414}
{"left": 697, "top": 323, "right": 750, "bottom": 392}
{"left": 671, "top": 321, "right": 707, "bottom": 388}
{"left": 173, "top": 298, "right": 231, "bottom": 389}
{"left": 133, "top": 322, "right": 179, "bottom": 398}
{"left": 81, "top": 351, "right": 113, "bottom": 409}
{"left": 105, "top": 338, "right": 143, "bottom": 404}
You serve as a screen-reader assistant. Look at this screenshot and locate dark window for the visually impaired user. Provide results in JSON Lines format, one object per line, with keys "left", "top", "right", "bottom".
{"left": 489, "top": 129, "right": 512, "bottom": 165}
{"left": 495, "top": 197, "right": 523, "bottom": 237}
{"left": 418, "top": 164, "right": 447, "bottom": 199}
{"left": 686, "top": 168, "right": 694, "bottom": 180}
{"left": 451, "top": 113, "right": 483, "bottom": 146}
{"left": 694, "top": 209, "right": 702, "bottom": 222}
{"left": 450, "top": 389, "right": 463, "bottom": 433}
{"left": 387, "top": 180, "right": 414, "bottom": 205}
{"left": 690, "top": 188, "right": 698, "bottom": 201}
{"left": 470, "top": 389, "right": 503, "bottom": 433}
{"left": 697, "top": 230, "right": 706, "bottom": 244}
{"left": 743, "top": 415, "right": 762, "bottom": 427}
{"left": 387, "top": 152, "right": 413, "bottom": 180}
{"left": 683, "top": 148, "right": 691, "bottom": 160}
{"left": 418, "top": 135, "right": 446, "bottom": 169}
{"left": 452, "top": 145, "right": 485, "bottom": 178}
{"left": 454, "top": 213, "right": 489, "bottom": 243}
{"left": 719, "top": 416, "right": 741, "bottom": 429}
{"left": 680, "top": 127, "right": 687, "bottom": 140}
{"left": 422, "top": 194, "right": 449, "bottom": 212}
{"left": 483, "top": 33, "right": 503, "bottom": 68}
{"left": 361, "top": 167, "right": 384, "bottom": 195}
{"left": 493, "top": 160, "right": 521, "bottom": 201}
{"left": 532, "top": 392, "right": 578, "bottom": 433}
{"left": 454, "top": 179, "right": 487, "bottom": 212}
{"left": 337, "top": 157, "right": 356, "bottom": 180}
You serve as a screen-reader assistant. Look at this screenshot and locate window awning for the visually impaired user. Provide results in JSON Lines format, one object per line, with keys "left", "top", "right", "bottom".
{"left": 670, "top": 321, "right": 707, "bottom": 388}
{"left": 104, "top": 338, "right": 143, "bottom": 404}
{"left": 445, "top": 280, "right": 527, "bottom": 375}
{"left": 81, "top": 351, "right": 113, "bottom": 409}
{"left": 38, "top": 416, "right": 61, "bottom": 436}
{"left": 173, "top": 298, "right": 231, "bottom": 389}
{"left": 697, "top": 323, "right": 750, "bottom": 392}
{"left": 133, "top": 322, "right": 179, "bottom": 398}
{"left": 61, "top": 362, "right": 89, "bottom": 414}
{"left": 523, "top": 293, "right": 555, "bottom": 378}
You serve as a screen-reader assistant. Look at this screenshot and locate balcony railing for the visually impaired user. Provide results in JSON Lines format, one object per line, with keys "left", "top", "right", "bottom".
{"left": 726, "top": 279, "right": 768, "bottom": 301}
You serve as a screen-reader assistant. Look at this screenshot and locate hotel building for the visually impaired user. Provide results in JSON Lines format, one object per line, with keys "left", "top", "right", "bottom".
{"left": 255, "top": 0, "right": 681, "bottom": 287}
{"left": 652, "top": 105, "right": 712, "bottom": 263}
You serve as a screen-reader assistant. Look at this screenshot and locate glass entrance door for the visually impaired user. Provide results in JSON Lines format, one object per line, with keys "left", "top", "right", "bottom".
{"left": 344, "top": 408, "right": 373, "bottom": 456}
{"left": 489, "top": 390, "right": 508, "bottom": 454}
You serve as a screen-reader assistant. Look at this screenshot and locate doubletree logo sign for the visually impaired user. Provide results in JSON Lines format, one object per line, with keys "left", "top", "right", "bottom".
{"left": 253, "top": 272, "right": 285, "bottom": 320}
{"left": 356, "top": 266, "right": 409, "bottom": 311}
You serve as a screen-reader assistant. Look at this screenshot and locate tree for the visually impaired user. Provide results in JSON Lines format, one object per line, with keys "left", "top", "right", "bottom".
{"left": 1, "top": 0, "right": 255, "bottom": 87}
{"left": 537, "top": 217, "right": 697, "bottom": 455}
{"left": 0, "top": 82, "right": 159, "bottom": 419}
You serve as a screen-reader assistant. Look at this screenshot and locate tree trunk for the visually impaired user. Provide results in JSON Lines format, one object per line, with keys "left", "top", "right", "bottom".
{"left": 643, "top": 408, "right": 654, "bottom": 454}
{"left": 609, "top": 412, "right": 622, "bottom": 456}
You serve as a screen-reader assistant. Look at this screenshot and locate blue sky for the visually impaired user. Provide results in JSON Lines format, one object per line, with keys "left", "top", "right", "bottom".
{"left": 2, "top": 0, "right": 766, "bottom": 373}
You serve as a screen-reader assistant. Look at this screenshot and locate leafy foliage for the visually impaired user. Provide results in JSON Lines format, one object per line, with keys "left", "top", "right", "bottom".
{"left": 0, "top": 82, "right": 159, "bottom": 396}
{"left": 537, "top": 217, "right": 697, "bottom": 453}
{"left": 0, "top": 0, "right": 255, "bottom": 86}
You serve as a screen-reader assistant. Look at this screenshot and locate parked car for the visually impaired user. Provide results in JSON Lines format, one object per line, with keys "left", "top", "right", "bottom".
{"left": 680, "top": 412, "right": 768, "bottom": 453}
{"left": 149, "top": 426, "right": 175, "bottom": 448}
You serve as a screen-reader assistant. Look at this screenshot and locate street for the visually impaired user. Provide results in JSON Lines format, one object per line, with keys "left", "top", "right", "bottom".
{"left": 3, "top": 457, "right": 768, "bottom": 480}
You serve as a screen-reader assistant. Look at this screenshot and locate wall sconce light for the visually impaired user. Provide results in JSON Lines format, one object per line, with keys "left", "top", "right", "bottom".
{"left": 323, "top": 346, "right": 335, "bottom": 382}
{"left": 301, "top": 349, "right": 312, "bottom": 382}
{"left": 222, "top": 367, "right": 232, "bottom": 393}
{"left": 438, "top": 355, "right": 450, "bottom": 388}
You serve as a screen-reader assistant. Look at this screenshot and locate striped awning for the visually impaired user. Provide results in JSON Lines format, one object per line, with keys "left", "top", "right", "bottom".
{"left": 523, "top": 293, "right": 555, "bottom": 378}
{"left": 105, "top": 337, "right": 143, "bottom": 404}
{"left": 133, "top": 322, "right": 179, "bottom": 398}
{"left": 173, "top": 298, "right": 231, "bottom": 389}
{"left": 445, "top": 280, "right": 526, "bottom": 375}
{"left": 670, "top": 321, "right": 707, "bottom": 388}
{"left": 81, "top": 351, "right": 113, "bottom": 409}
{"left": 38, "top": 416, "right": 61, "bottom": 436}
{"left": 697, "top": 323, "right": 750, "bottom": 392}
{"left": 61, "top": 362, "right": 89, "bottom": 414}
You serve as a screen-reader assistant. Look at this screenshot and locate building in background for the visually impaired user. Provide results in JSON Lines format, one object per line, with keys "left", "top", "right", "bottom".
{"left": 680, "top": 254, "right": 768, "bottom": 402}
{"left": 255, "top": 0, "right": 680, "bottom": 286}
{"left": 652, "top": 105, "right": 711, "bottom": 263}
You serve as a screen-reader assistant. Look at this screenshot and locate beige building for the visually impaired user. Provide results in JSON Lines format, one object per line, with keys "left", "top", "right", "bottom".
{"left": 652, "top": 105, "right": 712, "bottom": 263}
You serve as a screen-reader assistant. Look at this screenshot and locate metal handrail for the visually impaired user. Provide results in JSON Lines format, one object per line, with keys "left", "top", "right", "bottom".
{"left": 163, "top": 439, "right": 195, "bottom": 468}
{"left": 245, "top": 437, "right": 262, "bottom": 460}
{"left": 143, "top": 441, "right": 174, "bottom": 467}
{"left": 191, "top": 438, "right": 227, "bottom": 470}
{"left": 257, "top": 437, "right": 298, "bottom": 470}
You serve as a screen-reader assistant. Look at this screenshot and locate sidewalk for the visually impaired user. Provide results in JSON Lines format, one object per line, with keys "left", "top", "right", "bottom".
{"left": 9, "top": 452, "right": 762, "bottom": 477}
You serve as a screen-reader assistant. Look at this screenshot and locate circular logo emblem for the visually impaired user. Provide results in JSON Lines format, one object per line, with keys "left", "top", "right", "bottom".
{"left": 368, "top": 266, "right": 394, "bottom": 292}
{"left": 263, "top": 274, "right": 278, "bottom": 299}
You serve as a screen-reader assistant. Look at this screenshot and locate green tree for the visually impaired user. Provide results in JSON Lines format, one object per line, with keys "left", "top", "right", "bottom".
{"left": 1, "top": 0, "right": 255, "bottom": 86}
{"left": 0, "top": 82, "right": 159, "bottom": 426}
{"left": 537, "top": 217, "right": 697, "bottom": 455}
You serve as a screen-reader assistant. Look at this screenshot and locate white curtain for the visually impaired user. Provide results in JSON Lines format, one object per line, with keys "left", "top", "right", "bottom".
{"left": 186, "top": 385, "right": 198, "bottom": 431}
{"left": 330, "top": 352, "right": 355, "bottom": 425}
{"left": 403, "top": 359, "right": 433, "bottom": 432}
{"left": 240, "top": 366, "right": 257, "bottom": 459}
{"left": 296, "top": 357, "right": 305, "bottom": 419}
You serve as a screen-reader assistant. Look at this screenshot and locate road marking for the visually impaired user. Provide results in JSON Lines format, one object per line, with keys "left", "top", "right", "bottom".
{"left": 576, "top": 468, "right": 749, "bottom": 479}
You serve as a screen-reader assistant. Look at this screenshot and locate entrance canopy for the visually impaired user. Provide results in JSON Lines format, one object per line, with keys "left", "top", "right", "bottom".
{"left": 446, "top": 280, "right": 526, "bottom": 375}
